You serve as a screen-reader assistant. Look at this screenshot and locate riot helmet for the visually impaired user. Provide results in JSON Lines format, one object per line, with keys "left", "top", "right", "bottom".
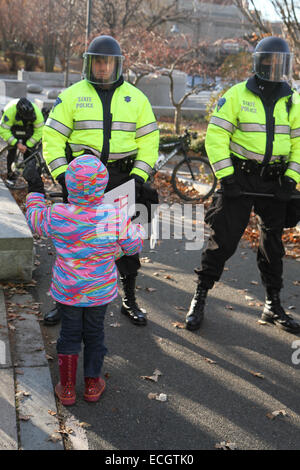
{"left": 16, "top": 98, "right": 35, "bottom": 121}
{"left": 83, "top": 35, "right": 124, "bottom": 86}
{"left": 253, "top": 36, "right": 293, "bottom": 83}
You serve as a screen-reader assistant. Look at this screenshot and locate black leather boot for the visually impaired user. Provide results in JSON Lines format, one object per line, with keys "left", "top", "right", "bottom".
{"left": 120, "top": 274, "right": 147, "bottom": 326}
{"left": 261, "top": 289, "right": 300, "bottom": 333}
{"left": 44, "top": 306, "right": 61, "bottom": 326}
{"left": 185, "top": 284, "right": 208, "bottom": 331}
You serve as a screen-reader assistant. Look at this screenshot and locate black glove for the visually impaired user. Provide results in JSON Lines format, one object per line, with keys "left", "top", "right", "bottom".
{"left": 220, "top": 175, "right": 242, "bottom": 199}
{"left": 275, "top": 176, "right": 296, "bottom": 202}
{"left": 23, "top": 159, "right": 45, "bottom": 194}
{"left": 131, "top": 174, "right": 144, "bottom": 202}
{"left": 57, "top": 172, "right": 68, "bottom": 203}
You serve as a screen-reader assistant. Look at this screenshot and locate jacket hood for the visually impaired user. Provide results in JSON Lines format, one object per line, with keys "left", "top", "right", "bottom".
{"left": 65, "top": 155, "right": 109, "bottom": 205}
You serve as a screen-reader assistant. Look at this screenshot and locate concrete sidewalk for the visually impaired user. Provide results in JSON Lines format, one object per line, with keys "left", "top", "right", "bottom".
{"left": 0, "top": 287, "right": 63, "bottom": 450}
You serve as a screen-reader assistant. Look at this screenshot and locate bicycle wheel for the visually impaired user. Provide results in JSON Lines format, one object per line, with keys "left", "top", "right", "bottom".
{"left": 171, "top": 156, "right": 217, "bottom": 201}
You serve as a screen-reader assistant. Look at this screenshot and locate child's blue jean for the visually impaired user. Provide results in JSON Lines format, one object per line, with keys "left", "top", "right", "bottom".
{"left": 56, "top": 302, "right": 108, "bottom": 378}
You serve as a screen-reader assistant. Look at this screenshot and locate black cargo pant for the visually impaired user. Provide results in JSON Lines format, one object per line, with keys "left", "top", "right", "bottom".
{"left": 105, "top": 161, "right": 141, "bottom": 277}
{"left": 7, "top": 144, "right": 32, "bottom": 178}
{"left": 198, "top": 163, "right": 287, "bottom": 291}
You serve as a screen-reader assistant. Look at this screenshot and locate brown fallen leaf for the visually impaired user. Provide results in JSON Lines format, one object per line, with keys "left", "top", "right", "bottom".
{"left": 141, "top": 369, "right": 162, "bottom": 383}
{"left": 45, "top": 354, "right": 54, "bottom": 361}
{"left": 250, "top": 371, "right": 264, "bottom": 379}
{"left": 148, "top": 392, "right": 167, "bottom": 402}
{"left": 19, "top": 414, "right": 32, "bottom": 421}
{"left": 145, "top": 287, "right": 157, "bottom": 292}
{"left": 172, "top": 321, "right": 185, "bottom": 329}
{"left": 257, "top": 320, "right": 270, "bottom": 326}
{"left": 48, "top": 434, "right": 61, "bottom": 443}
{"left": 148, "top": 393, "right": 157, "bottom": 400}
{"left": 266, "top": 409, "right": 287, "bottom": 420}
{"left": 48, "top": 410, "right": 57, "bottom": 416}
{"left": 79, "top": 422, "right": 91, "bottom": 428}
{"left": 55, "top": 427, "right": 74, "bottom": 436}
{"left": 204, "top": 357, "right": 217, "bottom": 364}
{"left": 215, "top": 441, "right": 237, "bottom": 450}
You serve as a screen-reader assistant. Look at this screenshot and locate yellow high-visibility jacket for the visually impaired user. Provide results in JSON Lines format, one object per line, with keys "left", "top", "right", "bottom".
{"left": 43, "top": 79, "right": 159, "bottom": 181}
{"left": 0, "top": 99, "right": 44, "bottom": 148}
{"left": 205, "top": 77, "right": 300, "bottom": 184}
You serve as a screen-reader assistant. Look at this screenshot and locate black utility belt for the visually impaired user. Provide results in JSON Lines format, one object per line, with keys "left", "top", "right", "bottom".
{"left": 107, "top": 157, "right": 135, "bottom": 173}
{"left": 231, "top": 155, "right": 287, "bottom": 178}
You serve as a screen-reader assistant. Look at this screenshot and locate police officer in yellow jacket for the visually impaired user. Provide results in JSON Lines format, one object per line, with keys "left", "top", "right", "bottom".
{"left": 42, "top": 35, "right": 159, "bottom": 326}
{"left": 0, "top": 98, "right": 44, "bottom": 188}
{"left": 185, "top": 36, "right": 300, "bottom": 334}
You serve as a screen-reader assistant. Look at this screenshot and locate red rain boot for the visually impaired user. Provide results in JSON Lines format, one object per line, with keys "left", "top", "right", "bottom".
{"left": 55, "top": 354, "right": 78, "bottom": 406}
{"left": 84, "top": 377, "right": 106, "bottom": 403}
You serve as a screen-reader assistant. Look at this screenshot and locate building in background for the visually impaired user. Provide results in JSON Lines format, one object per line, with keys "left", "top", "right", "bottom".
{"left": 161, "top": 0, "right": 282, "bottom": 42}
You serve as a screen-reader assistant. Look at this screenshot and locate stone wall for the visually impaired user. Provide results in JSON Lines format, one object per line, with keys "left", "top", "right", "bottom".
{"left": 17, "top": 70, "right": 81, "bottom": 88}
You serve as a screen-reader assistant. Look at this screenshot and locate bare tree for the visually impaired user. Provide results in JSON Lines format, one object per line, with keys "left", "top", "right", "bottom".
{"left": 89, "top": 0, "right": 191, "bottom": 36}
{"left": 271, "top": 0, "right": 300, "bottom": 50}
{"left": 158, "top": 38, "right": 217, "bottom": 133}
{"left": 234, "top": 0, "right": 300, "bottom": 68}
{"left": 234, "top": 0, "right": 272, "bottom": 34}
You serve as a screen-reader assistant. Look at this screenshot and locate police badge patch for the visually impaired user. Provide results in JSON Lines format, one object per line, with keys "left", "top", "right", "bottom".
{"left": 53, "top": 97, "right": 62, "bottom": 109}
{"left": 217, "top": 97, "right": 226, "bottom": 112}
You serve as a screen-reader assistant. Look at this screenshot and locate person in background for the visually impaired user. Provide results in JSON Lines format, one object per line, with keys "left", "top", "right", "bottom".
{"left": 0, "top": 97, "right": 44, "bottom": 188}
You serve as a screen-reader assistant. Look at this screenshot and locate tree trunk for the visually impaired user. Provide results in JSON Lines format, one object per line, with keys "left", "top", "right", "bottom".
{"left": 174, "top": 105, "right": 181, "bottom": 135}
{"left": 43, "top": 38, "right": 57, "bottom": 72}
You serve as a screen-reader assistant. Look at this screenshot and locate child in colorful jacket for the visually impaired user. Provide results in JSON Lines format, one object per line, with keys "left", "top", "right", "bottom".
{"left": 25, "top": 155, "right": 145, "bottom": 405}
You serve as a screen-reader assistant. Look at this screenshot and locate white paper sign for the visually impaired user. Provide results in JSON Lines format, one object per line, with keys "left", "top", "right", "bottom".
{"left": 103, "top": 179, "right": 135, "bottom": 216}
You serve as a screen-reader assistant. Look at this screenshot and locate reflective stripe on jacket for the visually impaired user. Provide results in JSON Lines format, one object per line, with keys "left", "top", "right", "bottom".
{"left": 43, "top": 79, "right": 159, "bottom": 181}
{"left": 0, "top": 99, "right": 44, "bottom": 148}
{"left": 205, "top": 78, "right": 300, "bottom": 184}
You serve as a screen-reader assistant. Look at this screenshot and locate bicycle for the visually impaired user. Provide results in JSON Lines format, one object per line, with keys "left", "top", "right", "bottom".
{"left": 152, "top": 128, "right": 217, "bottom": 201}
{"left": 0, "top": 141, "right": 54, "bottom": 189}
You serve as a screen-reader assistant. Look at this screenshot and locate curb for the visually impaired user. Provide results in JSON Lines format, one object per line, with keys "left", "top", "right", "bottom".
{"left": 0, "top": 288, "right": 63, "bottom": 450}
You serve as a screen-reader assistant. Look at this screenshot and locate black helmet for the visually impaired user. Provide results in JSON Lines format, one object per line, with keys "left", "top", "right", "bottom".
{"left": 83, "top": 35, "right": 124, "bottom": 86}
{"left": 16, "top": 98, "right": 35, "bottom": 121}
{"left": 253, "top": 36, "right": 293, "bottom": 82}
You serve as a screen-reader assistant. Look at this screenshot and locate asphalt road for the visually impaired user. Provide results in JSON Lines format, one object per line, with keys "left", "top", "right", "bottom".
{"left": 29, "top": 229, "right": 300, "bottom": 451}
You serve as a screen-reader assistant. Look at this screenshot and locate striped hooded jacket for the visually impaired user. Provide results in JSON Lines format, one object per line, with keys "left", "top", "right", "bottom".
{"left": 25, "top": 155, "right": 145, "bottom": 306}
{"left": 205, "top": 76, "right": 300, "bottom": 184}
{"left": 43, "top": 78, "right": 159, "bottom": 182}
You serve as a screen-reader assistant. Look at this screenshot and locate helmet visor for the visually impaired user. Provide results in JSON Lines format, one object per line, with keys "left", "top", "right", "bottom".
{"left": 83, "top": 53, "right": 124, "bottom": 85}
{"left": 253, "top": 52, "right": 293, "bottom": 82}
